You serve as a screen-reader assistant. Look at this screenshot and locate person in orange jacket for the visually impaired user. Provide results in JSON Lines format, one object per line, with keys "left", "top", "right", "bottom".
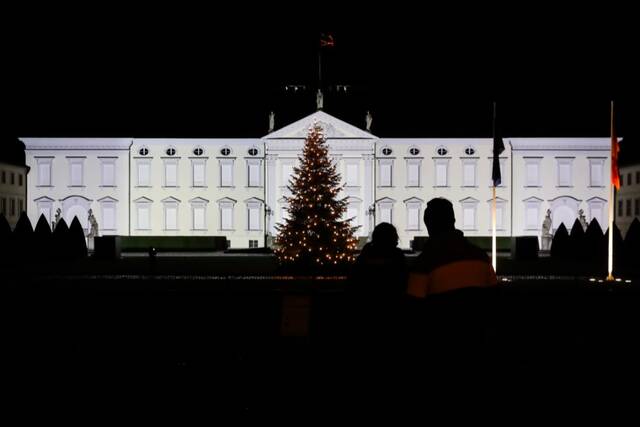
{"left": 407, "top": 198, "right": 497, "bottom": 298}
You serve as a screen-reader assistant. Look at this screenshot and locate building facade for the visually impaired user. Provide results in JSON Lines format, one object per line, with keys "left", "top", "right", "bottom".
{"left": 22, "top": 111, "right": 612, "bottom": 248}
{"left": 0, "top": 161, "right": 28, "bottom": 229}
{"left": 617, "top": 163, "right": 640, "bottom": 236}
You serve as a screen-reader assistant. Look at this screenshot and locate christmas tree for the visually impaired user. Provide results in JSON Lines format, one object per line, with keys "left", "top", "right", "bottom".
{"left": 275, "top": 123, "right": 359, "bottom": 270}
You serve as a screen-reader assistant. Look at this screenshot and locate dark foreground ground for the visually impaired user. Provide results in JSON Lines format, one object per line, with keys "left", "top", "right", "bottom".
{"left": 2, "top": 256, "right": 639, "bottom": 419}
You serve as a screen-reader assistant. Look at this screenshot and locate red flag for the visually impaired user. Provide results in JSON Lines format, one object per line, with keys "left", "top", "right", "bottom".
{"left": 320, "top": 33, "right": 335, "bottom": 47}
{"left": 611, "top": 102, "right": 620, "bottom": 189}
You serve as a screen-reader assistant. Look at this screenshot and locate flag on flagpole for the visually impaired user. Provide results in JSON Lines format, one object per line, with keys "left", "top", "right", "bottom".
{"left": 320, "top": 33, "right": 335, "bottom": 48}
{"left": 611, "top": 102, "right": 620, "bottom": 189}
{"left": 492, "top": 103, "right": 505, "bottom": 187}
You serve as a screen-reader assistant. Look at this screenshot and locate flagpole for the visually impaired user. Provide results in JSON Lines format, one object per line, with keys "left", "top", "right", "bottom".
{"left": 607, "top": 100, "right": 615, "bottom": 281}
{"left": 492, "top": 102, "right": 497, "bottom": 273}
{"left": 492, "top": 185, "right": 497, "bottom": 272}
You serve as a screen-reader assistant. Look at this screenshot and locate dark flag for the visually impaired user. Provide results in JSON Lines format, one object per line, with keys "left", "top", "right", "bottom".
{"left": 492, "top": 102, "right": 505, "bottom": 187}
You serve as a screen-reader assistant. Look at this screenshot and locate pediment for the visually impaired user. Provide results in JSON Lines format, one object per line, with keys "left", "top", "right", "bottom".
{"left": 263, "top": 111, "right": 377, "bottom": 140}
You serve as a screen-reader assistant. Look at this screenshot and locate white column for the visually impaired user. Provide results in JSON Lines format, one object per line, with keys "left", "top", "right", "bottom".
{"left": 265, "top": 154, "right": 277, "bottom": 235}
{"left": 363, "top": 154, "right": 375, "bottom": 235}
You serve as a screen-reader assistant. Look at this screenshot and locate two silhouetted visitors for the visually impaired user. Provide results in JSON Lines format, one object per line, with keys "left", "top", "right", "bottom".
{"left": 408, "top": 198, "right": 497, "bottom": 298}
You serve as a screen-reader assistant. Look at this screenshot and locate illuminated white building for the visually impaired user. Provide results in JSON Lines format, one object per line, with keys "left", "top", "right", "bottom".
{"left": 22, "top": 111, "right": 612, "bottom": 248}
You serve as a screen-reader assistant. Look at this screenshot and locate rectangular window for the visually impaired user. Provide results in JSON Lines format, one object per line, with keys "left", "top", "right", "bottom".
{"left": 378, "top": 204, "right": 392, "bottom": 224}
{"left": 164, "top": 161, "right": 178, "bottom": 187}
{"left": 137, "top": 161, "right": 151, "bottom": 187}
{"left": 10, "top": 172, "right": 15, "bottom": 185}
{"left": 101, "top": 160, "right": 116, "bottom": 187}
{"left": 462, "top": 161, "right": 476, "bottom": 187}
{"left": 526, "top": 204, "right": 540, "bottom": 229}
{"left": 249, "top": 240, "right": 259, "bottom": 248}
{"left": 1, "top": 198, "right": 6, "bottom": 216}
{"left": 628, "top": 173, "right": 633, "bottom": 186}
{"left": 379, "top": 160, "right": 393, "bottom": 187}
{"left": 10, "top": 198, "right": 16, "bottom": 217}
{"left": 247, "top": 160, "right": 261, "bottom": 187}
{"left": 18, "top": 174, "right": 23, "bottom": 186}
{"left": 220, "top": 205, "right": 234, "bottom": 230}
{"left": 193, "top": 205, "right": 206, "bottom": 230}
{"left": 618, "top": 200, "right": 624, "bottom": 217}
{"left": 248, "top": 205, "right": 260, "bottom": 230}
{"left": 69, "top": 159, "right": 84, "bottom": 186}
{"left": 496, "top": 204, "right": 504, "bottom": 230}
{"left": 18, "top": 199, "right": 23, "bottom": 215}
{"left": 137, "top": 205, "right": 150, "bottom": 230}
{"left": 406, "top": 204, "right": 420, "bottom": 230}
{"left": 192, "top": 160, "right": 206, "bottom": 187}
{"left": 406, "top": 160, "right": 420, "bottom": 187}
{"left": 462, "top": 205, "right": 476, "bottom": 230}
{"left": 556, "top": 158, "right": 573, "bottom": 187}
{"left": 102, "top": 204, "right": 116, "bottom": 230}
{"left": 435, "top": 161, "right": 448, "bottom": 187}
{"left": 635, "top": 199, "right": 640, "bottom": 216}
{"left": 1, "top": 170, "right": 5, "bottom": 184}
{"left": 636, "top": 171, "right": 640, "bottom": 184}
{"left": 525, "top": 160, "right": 541, "bottom": 187}
{"left": 37, "top": 160, "right": 52, "bottom": 186}
{"left": 589, "top": 159, "right": 604, "bottom": 187}
{"left": 220, "top": 160, "right": 234, "bottom": 187}
{"left": 627, "top": 199, "right": 632, "bottom": 217}
{"left": 346, "top": 162, "right": 359, "bottom": 187}
{"left": 165, "top": 204, "right": 178, "bottom": 230}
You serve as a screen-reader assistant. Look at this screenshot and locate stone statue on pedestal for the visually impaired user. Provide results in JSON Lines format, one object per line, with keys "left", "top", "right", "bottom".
{"left": 365, "top": 111, "right": 373, "bottom": 132}
{"left": 268, "top": 111, "right": 275, "bottom": 133}
{"left": 541, "top": 209, "right": 553, "bottom": 250}
{"left": 87, "top": 209, "right": 99, "bottom": 238}
{"left": 578, "top": 209, "right": 588, "bottom": 231}
{"left": 53, "top": 208, "right": 62, "bottom": 230}
{"left": 316, "top": 89, "right": 324, "bottom": 110}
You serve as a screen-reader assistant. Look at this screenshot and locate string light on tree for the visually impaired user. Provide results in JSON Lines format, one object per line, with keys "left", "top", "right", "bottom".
{"left": 274, "top": 123, "right": 359, "bottom": 268}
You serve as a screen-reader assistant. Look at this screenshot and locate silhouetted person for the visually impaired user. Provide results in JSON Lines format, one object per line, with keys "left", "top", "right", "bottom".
{"left": 408, "top": 198, "right": 497, "bottom": 298}
{"left": 351, "top": 222, "right": 407, "bottom": 298}
{"left": 347, "top": 223, "right": 407, "bottom": 359}
{"left": 405, "top": 198, "right": 498, "bottom": 373}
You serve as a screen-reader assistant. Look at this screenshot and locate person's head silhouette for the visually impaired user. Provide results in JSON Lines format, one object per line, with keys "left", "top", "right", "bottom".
{"left": 371, "top": 222, "right": 399, "bottom": 249}
{"left": 424, "top": 198, "right": 455, "bottom": 238}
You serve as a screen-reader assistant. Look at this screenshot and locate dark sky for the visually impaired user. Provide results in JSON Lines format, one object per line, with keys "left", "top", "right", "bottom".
{"left": 4, "top": 7, "right": 638, "bottom": 159}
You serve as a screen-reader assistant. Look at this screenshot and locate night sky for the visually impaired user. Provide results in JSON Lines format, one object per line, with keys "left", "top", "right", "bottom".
{"left": 4, "top": 7, "right": 638, "bottom": 160}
